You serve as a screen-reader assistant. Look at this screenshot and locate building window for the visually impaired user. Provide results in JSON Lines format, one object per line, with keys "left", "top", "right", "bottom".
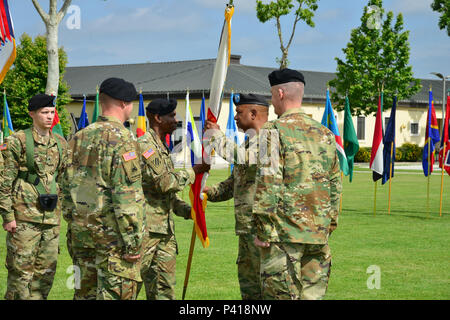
{"left": 385, "top": 117, "right": 390, "bottom": 129}
{"left": 357, "top": 116, "right": 365, "bottom": 140}
{"left": 410, "top": 123, "right": 419, "bottom": 136}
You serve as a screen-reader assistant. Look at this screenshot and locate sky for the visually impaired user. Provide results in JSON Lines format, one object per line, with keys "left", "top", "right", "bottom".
{"left": 8, "top": 0, "right": 450, "bottom": 80}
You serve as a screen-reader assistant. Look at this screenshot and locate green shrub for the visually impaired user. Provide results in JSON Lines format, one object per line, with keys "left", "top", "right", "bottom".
{"left": 397, "top": 143, "right": 422, "bottom": 162}
{"left": 355, "top": 147, "right": 371, "bottom": 162}
{"left": 395, "top": 148, "right": 403, "bottom": 161}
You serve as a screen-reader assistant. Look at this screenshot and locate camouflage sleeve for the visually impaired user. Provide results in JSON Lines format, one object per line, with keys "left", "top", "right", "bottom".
{"left": 0, "top": 136, "right": 21, "bottom": 224}
{"left": 152, "top": 168, "right": 194, "bottom": 194}
{"left": 252, "top": 122, "right": 283, "bottom": 242}
{"left": 61, "top": 139, "right": 74, "bottom": 223}
{"left": 329, "top": 147, "right": 342, "bottom": 234}
{"left": 204, "top": 129, "right": 246, "bottom": 165}
{"left": 111, "top": 146, "right": 144, "bottom": 256}
{"left": 172, "top": 193, "right": 192, "bottom": 220}
{"left": 206, "top": 173, "right": 234, "bottom": 202}
{"left": 56, "top": 138, "right": 71, "bottom": 186}
{"left": 140, "top": 140, "right": 194, "bottom": 194}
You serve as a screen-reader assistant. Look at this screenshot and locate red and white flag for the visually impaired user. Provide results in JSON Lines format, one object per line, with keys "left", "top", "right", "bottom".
{"left": 370, "top": 95, "right": 384, "bottom": 181}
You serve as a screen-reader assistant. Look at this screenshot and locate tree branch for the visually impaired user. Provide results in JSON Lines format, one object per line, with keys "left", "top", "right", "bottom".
{"left": 286, "top": 14, "right": 301, "bottom": 51}
{"left": 31, "top": 0, "right": 49, "bottom": 23}
{"left": 57, "top": 0, "right": 73, "bottom": 23}
{"left": 276, "top": 16, "right": 285, "bottom": 52}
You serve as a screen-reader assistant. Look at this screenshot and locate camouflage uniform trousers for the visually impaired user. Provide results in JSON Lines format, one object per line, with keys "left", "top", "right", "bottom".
{"left": 71, "top": 248, "right": 97, "bottom": 300}
{"left": 4, "top": 220, "right": 60, "bottom": 300}
{"left": 237, "top": 234, "right": 262, "bottom": 300}
{"left": 260, "top": 242, "right": 332, "bottom": 300}
{"left": 137, "top": 232, "right": 177, "bottom": 300}
{"left": 96, "top": 254, "right": 140, "bottom": 300}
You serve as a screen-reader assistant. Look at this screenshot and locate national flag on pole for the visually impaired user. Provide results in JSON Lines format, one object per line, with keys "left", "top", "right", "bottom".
{"left": 0, "top": 0, "right": 16, "bottom": 85}
{"left": 91, "top": 87, "right": 99, "bottom": 124}
{"left": 51, "top": 108, "right": 64, "bottom": 137}
{"left": 370, "top": 94, "right": 384, "bottom": 182}
{"left": 137, "top": 92, "right": 146, "bottom": 138}
{"left": 77, "top": 95, "right": 89, "bottom": 130}
{"left": 439, "top": 95, "right": 450, "bottom": 176}
{"left": 185, "top": 91, "right": 202, "bottom": 167}
{"left": 343, "top": 96, "right": 359, "bottom": 182}
{"left": 186, "top": 90, "right": 207, "bottom": 247}
{"left": 382, "top": 96, "right": 397, "bottom": 185}
{"left": 422, "top": 89, "right": 440, "bottom": 177}
{"left": 321, "top": 89, "right": 349, "bottom": 175}
{"left": 191, "top": 3, "right": 235, "bottom": 248}
{"left": 2, "top": 90, "right": 13, "bottom": 138}
{"left": 226, "top": 92, "right": 239, "bottom": 173}
{"left": 200, "top": 95, "right": 206, "bottom": 133}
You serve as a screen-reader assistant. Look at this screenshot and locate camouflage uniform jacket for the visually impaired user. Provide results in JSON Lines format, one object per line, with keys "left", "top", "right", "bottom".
{"left": 252, "top": 108, "right": 342, "bottom": 244}
{"left": 0, "top": 127, "right": 69, "bottom": 225}
{"left": 62, "top": 116, "right": 145, "bottom": 262}
{"left": 138, "top": 128, "right": 194, "bottom": 235}
{"left": 206, "top": 131, "right": 258, "bottom": 235}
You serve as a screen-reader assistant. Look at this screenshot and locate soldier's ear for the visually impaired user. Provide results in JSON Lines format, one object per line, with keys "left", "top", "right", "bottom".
{"left": 154, "top": 114, "right": 163, "bottom": 124}
{"left": 278, "top": 88, "right": 285, "bottom": 100}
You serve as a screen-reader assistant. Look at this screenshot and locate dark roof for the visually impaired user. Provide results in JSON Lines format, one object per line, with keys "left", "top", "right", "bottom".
{"left": 64, "top": 57, "right": 446, "bottom": 106}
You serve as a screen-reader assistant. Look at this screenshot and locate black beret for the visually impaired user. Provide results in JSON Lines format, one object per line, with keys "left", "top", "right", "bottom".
{"left": 268, "top": 68, "right": 306, "bottom": 87}
{"left": 28, "top": 94, "right": 56, "bottom": 111}
{"left": 233, "top": 93, "right": 269, "bottom": 107}
{"left": 146, "top": 98, "right": 177, "bottom": 116}
{"left": 99, "top": 77, "right": 137, "bottom": 102}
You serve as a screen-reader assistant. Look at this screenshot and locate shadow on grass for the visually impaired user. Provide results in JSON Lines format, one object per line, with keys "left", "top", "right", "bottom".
{"left": 341, "top": 208, "right": 446, "bottom": 221}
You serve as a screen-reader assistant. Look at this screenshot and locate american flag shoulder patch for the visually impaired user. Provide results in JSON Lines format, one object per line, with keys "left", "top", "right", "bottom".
{"left": 122, "top": 151, "right": 137, "bottom": 162}
{"left": 143, "top": 148, "right": 155, "bottom": 159}
{"left": 0, "top": 143, "right": 7, "bottom": 151}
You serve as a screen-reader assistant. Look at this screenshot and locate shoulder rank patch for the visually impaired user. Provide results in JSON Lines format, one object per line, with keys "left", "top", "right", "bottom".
{"left": 142, "top": 148, "right": 155, "bottom": 159}
{"left": 0, "top": 143, "right": 7, "bottom": 151}
{"left": 122, "top": 151, "right": 137, "bottom": 162}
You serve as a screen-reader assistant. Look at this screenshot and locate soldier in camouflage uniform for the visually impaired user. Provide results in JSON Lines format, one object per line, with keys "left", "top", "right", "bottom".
{"left": 0, "top": 94, "right": 70, "bottom": 300}
{"left": 62, "top": 78, "right": 145, "bottom": 300}
{"left": 253, "top": 69, "right": 342, "bottom": 300}
{"left": 204, "top": 93, "right": 269, "bottom": 300}
{"left": 137, "top": 98, "right": 209, "bottom": 300}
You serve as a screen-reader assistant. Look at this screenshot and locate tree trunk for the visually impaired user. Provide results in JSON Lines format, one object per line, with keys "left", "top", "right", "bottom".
{"left": 45, "top": 21, "right": 59, "bottom": 95}
{"left": 280, "top": 50, "right": 289, "bottom": 69}
{"left": 31, "top": 0, "right": 72, "bottom": 95}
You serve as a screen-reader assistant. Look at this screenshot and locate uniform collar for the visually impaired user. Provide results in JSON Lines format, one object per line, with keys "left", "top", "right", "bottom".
{"left": 279, "top": 107, "right": 303, "bottom": 118}
{"left": 97, "top": 115, "right": 125, "bottom": 126}
{"left": 32, "top": 127, "right": 57, "bottom": 146}
{"left": 148, "top": 128, "right": 169, "bottom": 153}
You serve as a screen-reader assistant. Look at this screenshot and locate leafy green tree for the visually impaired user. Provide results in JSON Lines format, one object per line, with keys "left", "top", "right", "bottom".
{"left": 431, "top": 0, "right": 450, "bottom": 36}
{"left": 256, "top": 0, "right": 319, "bottom": 69}
{"left": 1, "top": 34, "right": 71, "bottom": 135}
{"left": 329, "top": 0, "right": 421, "bottom": 116}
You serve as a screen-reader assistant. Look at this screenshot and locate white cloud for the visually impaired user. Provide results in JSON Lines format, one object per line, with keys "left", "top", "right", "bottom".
{"left": 193, "top": 0, "right": 256, "bottom": 13}
{"left": 388, "top": 0, "right": 433, "bottom": 15}
{"left": 90, "top": 5, "right": 204, "bottom": 34}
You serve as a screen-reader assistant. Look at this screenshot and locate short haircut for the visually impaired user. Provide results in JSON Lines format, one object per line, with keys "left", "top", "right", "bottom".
{"left": 276, "top": 81, "right": 304, "bottom": 102}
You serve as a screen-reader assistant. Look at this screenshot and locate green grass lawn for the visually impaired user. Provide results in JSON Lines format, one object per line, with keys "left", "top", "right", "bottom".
{"left": 0, "top": 168, "right": 449, "bottom": 300}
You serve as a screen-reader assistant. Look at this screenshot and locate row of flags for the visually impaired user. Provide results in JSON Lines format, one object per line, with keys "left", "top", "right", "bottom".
{"left": 76, "top": 90, "right": 100, "bottom": 131}
{"left": 321, "top": 87, "right": 450, "bottom": 186}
